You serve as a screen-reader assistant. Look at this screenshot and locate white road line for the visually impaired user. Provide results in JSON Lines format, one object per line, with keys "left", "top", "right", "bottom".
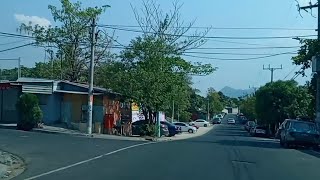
{"left": 25, "top": 141, "right": 157, "bottom": 180}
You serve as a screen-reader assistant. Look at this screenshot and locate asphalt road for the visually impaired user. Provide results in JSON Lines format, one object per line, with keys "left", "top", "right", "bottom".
{"left": 1, "top": 114, "right": 320, "bottom": 180}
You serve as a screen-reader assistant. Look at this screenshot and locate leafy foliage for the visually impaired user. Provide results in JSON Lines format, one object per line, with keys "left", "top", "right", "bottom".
{"left": 207, "top": 88, "right": 224, "bottom": 115}
{"left": 255, "top": 80, "right": 311, "bottom": 126}
{"left": 292, "top": 39, "right": 320, "bottom": 76}
{"left": 16, "top": 94, "right": 43, "bottom": 131}
{"left": 239, "top": 96, "right": 256, "bottom": 121}
{"left": 19, "top": 0, "right": 113, "bottom": 82}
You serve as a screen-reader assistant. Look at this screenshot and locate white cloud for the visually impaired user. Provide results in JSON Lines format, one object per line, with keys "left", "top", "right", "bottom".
{"left": 14, "top": 14, "right": 51, "bottom": 28}
{"left": 298, "top": 0, "right": 316, "bottom": 6}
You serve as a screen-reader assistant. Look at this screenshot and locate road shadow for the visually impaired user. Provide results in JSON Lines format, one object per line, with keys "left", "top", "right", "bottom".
{"left": 299, "top": 149, "right": 320, "bottom": 158}
{"left": 184, "top": 139, "right": 280, "bottom": 149}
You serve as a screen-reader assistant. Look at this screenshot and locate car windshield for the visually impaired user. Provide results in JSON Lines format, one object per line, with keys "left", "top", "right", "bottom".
{"left": 291, "top": 122, "right": 316, "bottom": 132}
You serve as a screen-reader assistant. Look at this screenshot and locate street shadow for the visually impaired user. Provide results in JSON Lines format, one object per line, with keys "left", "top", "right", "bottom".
{"left": 184, "top": 139, "right": 280, "bottom": 149}
{"left": 213, "top": 133, "right": 251, "bottom": 137}
{"left": 299, "top": 149, "right": 320, "bottom": 158}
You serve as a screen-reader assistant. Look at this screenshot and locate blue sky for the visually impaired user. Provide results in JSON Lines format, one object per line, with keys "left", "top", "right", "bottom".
{"left": 0, "top": 0, "right": 318, "bottom": 95}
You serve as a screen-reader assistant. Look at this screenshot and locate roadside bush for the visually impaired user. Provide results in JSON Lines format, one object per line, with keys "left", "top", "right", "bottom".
{"left": 137, "top": 123, "right": 157, "bottom": 137}
{"left": 16, "top": 94, "right": 43, "bottom": 131}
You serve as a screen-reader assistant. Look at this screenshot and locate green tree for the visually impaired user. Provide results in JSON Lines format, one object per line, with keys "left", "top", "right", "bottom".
{"left": 96, "top": 1, "right": 215, "bottom": 123}
{"left": 20, "top": 0, "right": 112, "bottom": 82}
{"left": 239, "top": 96, "right": 256, "bottom": 121}
{"left": 207, "top": 88, "right": 224, "bottom": 116}
{"left": 16, "top": 94, "right": 43, "bottom": 131}
{"left": 292, "top": 39, "right": 319, "bottom": 76}
{"left": 255, "top": 80, "right": 312, "bottom": 128}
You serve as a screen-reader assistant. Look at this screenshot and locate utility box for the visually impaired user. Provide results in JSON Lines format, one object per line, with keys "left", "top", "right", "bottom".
{"left": 312, "top": 56, "right": 320, "bottom": 72}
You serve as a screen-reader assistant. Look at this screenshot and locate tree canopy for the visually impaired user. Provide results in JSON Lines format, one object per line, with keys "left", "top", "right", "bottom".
{"left": 255, "top": 80, "right": 311, "bottom": 126}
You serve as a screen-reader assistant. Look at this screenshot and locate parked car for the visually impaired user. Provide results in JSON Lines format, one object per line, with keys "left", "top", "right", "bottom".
{"left": 190, "top": 124, "right": 199, "bottom": 129}
{"left": 245, "top": 121, "right": 256, "bottom": 132}
{"left": 132, "top": 120, "right": 169, "bottom": 136}
{"left": 160, "top": 121, "right": 177, "bottom": 137}
{"left": 216, "top": 114, "right": 223, "bottom": 119}
{"left": 227, "top": 118, "right": 236, "bottom": 124}
{"left": 190, "top": 119, "right": 210, "bottom": 127}
{"left": 250, "top": 126, "right": 268, "bottom": 137}
{"left": 173, "top": 122, "right": 197, "bottom": 133}
{"left": 212, "top": 117, "right": 222, "bottom": 124}
{"left": 280, "top": 119, "right": 320, "bottom": 148}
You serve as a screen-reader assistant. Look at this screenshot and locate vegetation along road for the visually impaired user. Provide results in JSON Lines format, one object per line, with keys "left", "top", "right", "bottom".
{"left": 0, "top": 114, "right": 319, "bottom": 180}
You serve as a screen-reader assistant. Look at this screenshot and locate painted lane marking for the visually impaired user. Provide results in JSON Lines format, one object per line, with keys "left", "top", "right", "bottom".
{"left": 25, "top": 141, "right": 157, "bottom": 180}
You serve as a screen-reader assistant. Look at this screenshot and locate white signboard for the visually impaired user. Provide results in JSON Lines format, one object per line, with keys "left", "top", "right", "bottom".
{"left": 132, "top": 111, "right": 145, "bottom": 122}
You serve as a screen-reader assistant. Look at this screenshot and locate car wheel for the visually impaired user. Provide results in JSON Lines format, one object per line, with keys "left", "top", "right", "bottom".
{"left": 204, "top": 124, "right": 208, "bottom": 127}
{"left": 188, "top": 129, "right": 194, "bottom": 133}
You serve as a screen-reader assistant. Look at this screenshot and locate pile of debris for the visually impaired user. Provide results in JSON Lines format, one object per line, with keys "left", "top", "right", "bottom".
{"left": 0, "top": 151, "right": 24, "bottom": 179}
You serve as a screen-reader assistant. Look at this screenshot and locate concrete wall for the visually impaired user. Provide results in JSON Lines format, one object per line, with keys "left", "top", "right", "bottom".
{"left": 0, "top": 87, "right": 21, "bottom": 123}
{"left": 37, "top": 93, "right": 62, "bottom": 124}
{"left": 62, "top": 93, "right": 103, "bottom": 123}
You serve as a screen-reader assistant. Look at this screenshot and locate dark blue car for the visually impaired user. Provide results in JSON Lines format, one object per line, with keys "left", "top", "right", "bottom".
{"left": 160, "top": 121, "right": 177, "bottom": 136}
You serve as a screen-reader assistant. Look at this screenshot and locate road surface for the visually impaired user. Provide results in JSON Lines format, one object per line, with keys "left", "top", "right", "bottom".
{"left": 1, "top": 114, "right": 320, "bottom": 180}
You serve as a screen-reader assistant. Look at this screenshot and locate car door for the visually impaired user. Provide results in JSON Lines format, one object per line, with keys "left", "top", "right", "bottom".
{"left": 174, "top": 123, "right": 183, "bottom": 132}
{"left": 195, "top": 120, "right": 204, "bottom": 126}
{"left": 281, "top": 121, "right": 289, "bottom": 140}
{"left": 180, "top": 123, "right": 189, "bottom": 132}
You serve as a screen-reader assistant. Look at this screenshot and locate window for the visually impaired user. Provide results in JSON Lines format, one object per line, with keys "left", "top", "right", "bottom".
{"left": 285, "top": 122, "right": 290, "bottom": 129}
{"left": 292, "top": 122, "right": 315, "bottom": 132}
{"left": 196, "top": 120, "right": 204, "bottom": 122}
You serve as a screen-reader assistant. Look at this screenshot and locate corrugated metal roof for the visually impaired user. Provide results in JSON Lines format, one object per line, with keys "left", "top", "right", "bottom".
{"left": 14, "top": 78, "right": 123, "bottom": 96}
{"left": 55, "top": 90, "right": 103, "bottom": 95}
{"left": 17, "top": 77, "right": 55, "bottom": 83}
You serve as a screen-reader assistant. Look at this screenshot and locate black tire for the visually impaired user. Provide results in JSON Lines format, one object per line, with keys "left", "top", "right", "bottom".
{"left": 188, "top": 129, "right": 194, "bottom": 133}
{"left": 204, "top": 124, "right": 208, "bottom": 127}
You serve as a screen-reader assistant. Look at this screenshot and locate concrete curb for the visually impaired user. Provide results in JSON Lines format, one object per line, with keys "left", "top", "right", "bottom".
{"left": 32, "top": 128, "right": 86, "bottom": 137}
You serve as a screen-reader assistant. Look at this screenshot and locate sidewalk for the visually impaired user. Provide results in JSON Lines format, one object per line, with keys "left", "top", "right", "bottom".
{"left": 1, "top": 123, "right": 216, "bottom": 142}
{"left": 33, "top": 125, "right": 85, "bottom": 136}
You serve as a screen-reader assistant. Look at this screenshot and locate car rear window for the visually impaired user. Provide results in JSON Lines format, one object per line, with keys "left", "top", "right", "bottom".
{"left": 291, "top": 122, "right": 316, "bottom": 132}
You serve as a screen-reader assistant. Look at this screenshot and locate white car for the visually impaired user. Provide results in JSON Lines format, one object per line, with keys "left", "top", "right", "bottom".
{"left": 173, "top": 122, "right": 197, "bottom": 133}
{"left": 216, "top": 114, "right": 223, "bottom": 118}
{"left": 227, "top": 118, "right": 236, "bottom": 124}
{"left": 190, "top": 119, "right": 210, "bottom": 127}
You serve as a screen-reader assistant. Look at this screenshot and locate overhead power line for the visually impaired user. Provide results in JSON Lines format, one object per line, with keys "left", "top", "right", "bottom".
{"left": 0, "top": 32, "right": 35, "bottom": 39}
{"left": 0, "top": 42, "right": 35, "bottom": 53}
{"left": 283, "top": 65, "right": 298, "bottom": 80}
{"left": 100, "top": 24, "right": 316, "bottom": 31}
{"left": 0, "top": 39, "right": 30, "bottom": 46}
{"left": 98, "top": 25, "right": 317, "bottom": 39}
{"left": 183, "top": 51, "right": 297, "bottom": 56}
{"left": 182, "top": 51, "right": 296, "bottom": 61}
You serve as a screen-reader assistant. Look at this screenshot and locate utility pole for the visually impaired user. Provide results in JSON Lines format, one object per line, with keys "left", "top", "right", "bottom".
{"left": 300, "top": 1, "right": 320, "bottom": 124}
{"left": 263, "top": 64, "right": 283, "bottom": 82}
{"left": 18, "top": 57, "right": 21, "bottom": 79}
{"left": 177, "top": 105, "right": 180, "bottom": 122}
{"left": 50, "top": 51, "right": 53, "bottom": 79}
{"left": 60, "top": 52, "right": 63, "bottom": 80}
{"left": 171, "top": 100, "right": 174, "bottom": 123}
{"left": 207, "top": 98, "right": 210, "bottom": 121}
{"left": 87, "top": 17, "right": 96, "bottom": 135}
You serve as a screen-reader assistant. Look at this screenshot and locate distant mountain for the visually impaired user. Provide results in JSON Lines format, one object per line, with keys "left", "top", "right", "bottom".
{"left": 219, "top": 86, "right": 254, "bottom": 98}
